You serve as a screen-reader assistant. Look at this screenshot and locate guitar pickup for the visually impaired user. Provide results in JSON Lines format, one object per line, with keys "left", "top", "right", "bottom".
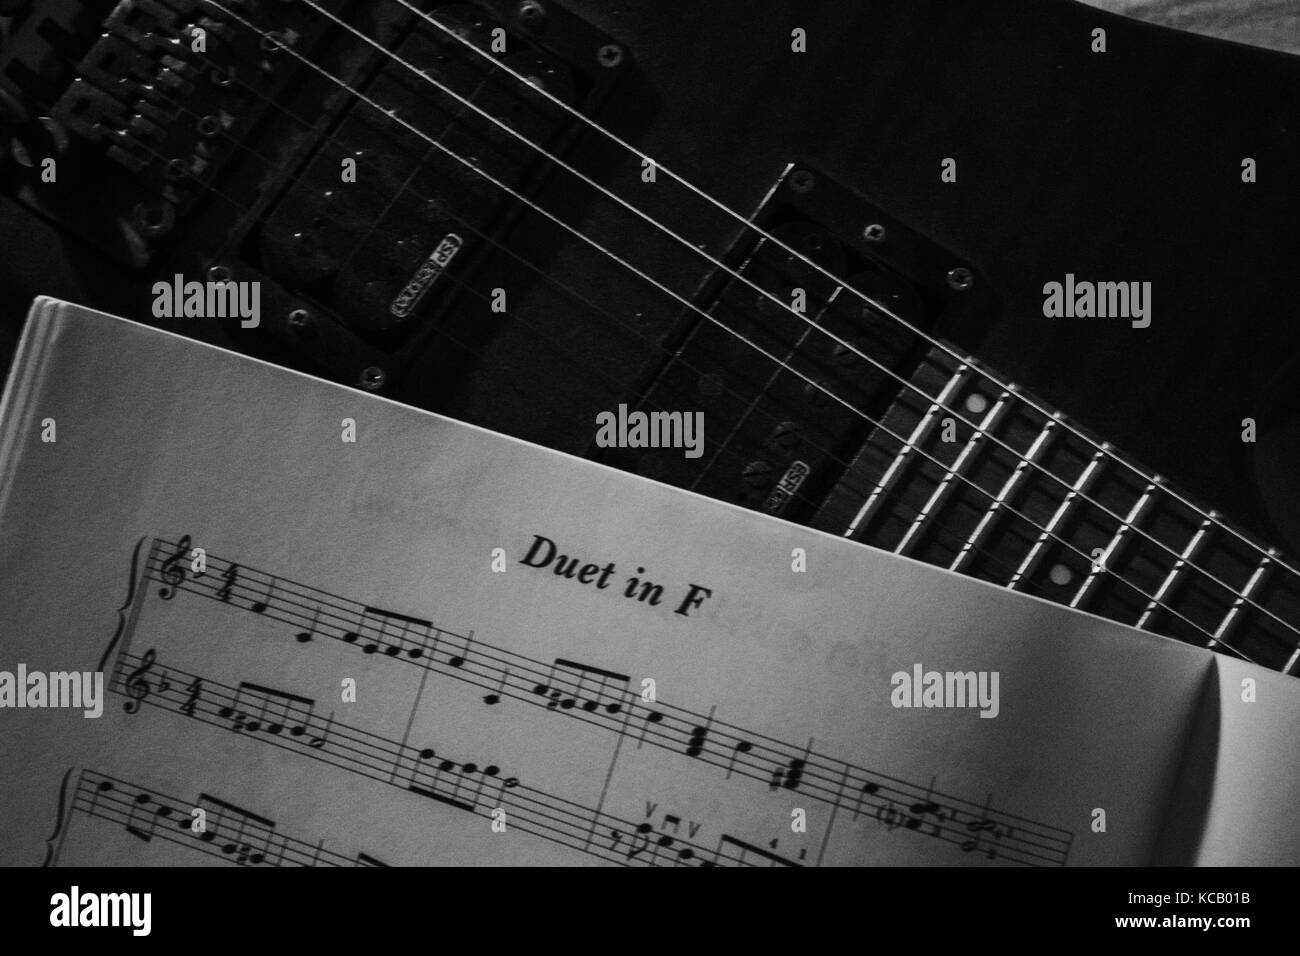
{"left": 602, "top": 162, "right": 998, "bottom": 525}
{"left": 253, "top": 0, "right": 628, "bottom": 362}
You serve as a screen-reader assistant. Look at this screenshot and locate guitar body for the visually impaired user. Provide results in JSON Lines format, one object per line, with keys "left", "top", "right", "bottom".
{"left": 1, "top": 0, "right": 1297, "bottom": 651}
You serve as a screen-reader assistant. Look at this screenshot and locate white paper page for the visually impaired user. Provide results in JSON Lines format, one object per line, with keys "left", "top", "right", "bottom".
{"left": 1182, "top": 656, "right": 1300, "bottom": 865}
{"left": 0, "top": 299, "right": 1217, "bottom": 867}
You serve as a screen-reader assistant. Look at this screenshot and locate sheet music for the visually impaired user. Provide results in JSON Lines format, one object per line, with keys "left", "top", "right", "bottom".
{"left": 0, "top": 298, "right": 1262, "bottom": 866}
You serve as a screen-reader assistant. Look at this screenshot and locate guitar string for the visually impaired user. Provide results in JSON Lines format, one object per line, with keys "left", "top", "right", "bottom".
{"left": 143, "top": 537, "right": 1077, "bottom": 860}
{"left": 121, "top": 80, "right": 1048, "bottom": 597}
{"left": 106, "top": 54, "right": 1188, "bottom": 654}
{"left": 370, "top": 0, "right": 1300, "bottom": 588}
{"left": 110, "top": 650, "right": 770, "bottom": 866}
{"left": 181, "top": 3, "right": 1258, "bottom": 657}
{"left": 287, "top": 0, "right": 1300, "bottom": 650}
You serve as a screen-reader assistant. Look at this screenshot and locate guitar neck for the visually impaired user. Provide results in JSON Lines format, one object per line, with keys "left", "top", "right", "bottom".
{"left": 813, "top": 343, "right": 1300, "bottom": 674}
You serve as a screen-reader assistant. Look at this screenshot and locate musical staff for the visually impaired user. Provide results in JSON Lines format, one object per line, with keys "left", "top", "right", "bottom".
{"left": 65, "top": 769, "right": 379, "bottom": 867}
{"left": 137, "top": 535, "right": 1073, "bottom": 865}
{"left": 108, "top": 650, "right": 732, "bottom": 867}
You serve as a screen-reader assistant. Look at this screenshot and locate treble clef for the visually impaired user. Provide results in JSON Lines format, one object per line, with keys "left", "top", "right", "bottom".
{"left": 157, "top": 535, "right": 191, "bottom": 600}
{"left": 122, "top": 649, "right": 157, "bottom": 714}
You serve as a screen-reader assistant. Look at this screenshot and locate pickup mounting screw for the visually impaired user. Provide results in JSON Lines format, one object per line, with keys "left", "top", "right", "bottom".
{"left": 946, "top": 267, "right": 974, "bottom": 292}
{"left": 597, "top": 44, "right": 624, "bottom": 68}
{"left": 288, "top": 308, "right": 311, "bottom": 330}
{"left": 206, "top": 265, "right": 232, "bottom": 282}
{"left": 360, "top": 366, "right": 386, "bottom": 390}
{"left": 517, "top": 1, "right": 545, "bottom": 25}
{"left": 863, "top": 223, "right": 886, "bottom": 243}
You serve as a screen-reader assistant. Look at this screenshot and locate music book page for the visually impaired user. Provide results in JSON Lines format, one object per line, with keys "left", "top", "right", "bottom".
{"left": 0, "top": 298, "right": 1290, "bottom": 866}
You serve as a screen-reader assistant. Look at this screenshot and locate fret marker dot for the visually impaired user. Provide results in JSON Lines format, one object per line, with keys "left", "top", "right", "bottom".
{"left": 1049, "top": 563, "right": 1073, "bottom": 586}
{"left": 964, "top": 393, "right": 988, "bottom": 414}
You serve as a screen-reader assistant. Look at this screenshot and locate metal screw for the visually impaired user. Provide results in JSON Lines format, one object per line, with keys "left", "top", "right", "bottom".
{"left": 287, "top": 308, "right": 311, "bottom": 330}
{"left": 360, "top": 366, "right": 386, "bottom": 390}
{"left": 517, "top": 0, "right": 545, "bottom": 24}
{"left": 789, "top": 170, "right": 816, "bottom": 193}
{"left": 863, "top": 223, "right": 886, "bottom": 243}
{"left": 597, "top": 44, "right": 624, "bottom": 68}
{"left": 946, "top": 267, "right": 974, "bottom": 292}
{"left": 131, "top": 199, "right": 175, "bottom": 238}
{"left": 206, "top": 264, "right": 232, "bottom": 282}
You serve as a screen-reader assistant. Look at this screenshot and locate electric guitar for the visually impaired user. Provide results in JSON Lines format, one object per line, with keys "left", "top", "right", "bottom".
{"left": 2, "top": 0, "right": 1298, "bottom": 673}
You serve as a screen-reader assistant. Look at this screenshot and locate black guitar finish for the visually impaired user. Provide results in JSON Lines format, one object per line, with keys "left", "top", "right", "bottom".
{"left": 1, "top": 0, "right": 1297, "bottom": 663}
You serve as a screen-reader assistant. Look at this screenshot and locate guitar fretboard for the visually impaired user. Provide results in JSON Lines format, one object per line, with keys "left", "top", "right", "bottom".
{"left": 814, "top": 344, "right": 1300, "bottom": 674}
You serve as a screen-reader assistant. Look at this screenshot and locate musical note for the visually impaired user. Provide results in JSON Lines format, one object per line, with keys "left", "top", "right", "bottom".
{"left": 534, "top": 658, "right": 631, "bottom": 714}
{"left": 195, "top": 793, "right": 279, "bottom": 865}
{"left": 687, "top": 706, "right": 715, "bottom": 758}
{"left": 960, "top": 794, "right": 1007, "bottom": 860}
{"left": 905, "top": 779, "right": 946, "bottom": 836}
{"left": 124, "top": 791, "right": 157, "bottom": 842}
{"left": 89, "top": 779, "right": 113, "bottom": 814}
{"left": 294, "top": 608, "right": 319, "bottom": 644}
{"left": 447, "top": 630, "right": 475, "bottom": 668}
{"left": 345, "top": 606, "right": 433, "bottom": 658}
{"left": 724, "top": 738, "right": 753, "bottom": 778}
{"left": 636, "top": 708, "right": 665, "bottom": 748}
{"left": 483, "top": 668, "right": 510, "bottom": 706}
{"left": 219, "top": 682, "right": 316, "bottom": 737}
{"left": 625, "top": 822, "right": 654, "bottom": 861}
{"left": 180, "top": 677, "right": 203, "bottom": 717}
{"left": 250, "top": 575, "right": 275, "bottom": 613}
{"left": 308, "top": 712, "right": 333, "bottom": 749}
{"left": 122, "top": 649, "right": 157, "bottom": 714}
{"left": 157, "top": 535, "right": 190, "bottom": 600}
{"left": 217, "top": 563, "right": 240, "bottom": 603}
{"left": 853, "top": 777, "right": 881, "bottom": 819}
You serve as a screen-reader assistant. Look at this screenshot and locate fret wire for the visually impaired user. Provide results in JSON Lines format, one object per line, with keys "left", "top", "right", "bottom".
{"left": 1007, "top": 448, "right": 1108, "bottom": 591}
{"left": 950, "top": 415, "right": 1059, "bottom": 574}
{"left": 895, "top": 389, "right": 1014, "bottom": 557}
{"left": 1135, "top": 515, "right": 1217, "bottom": 630}
{"left": 1209, "top": 550, "right": 1277, "bottom": 650}
{"left": 845, "top": 363, "right": 971, "bottom": 538}
{"left": 380, "top": 0, "right": 1300, "bottom": 608}
{"left": 1069, "top": 480, "right": 1162, "bottom": 611}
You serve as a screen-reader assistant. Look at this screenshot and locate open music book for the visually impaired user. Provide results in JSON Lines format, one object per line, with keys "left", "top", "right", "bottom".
{"left": 1, "top": 298, "right": 1297, "bottom": 867}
